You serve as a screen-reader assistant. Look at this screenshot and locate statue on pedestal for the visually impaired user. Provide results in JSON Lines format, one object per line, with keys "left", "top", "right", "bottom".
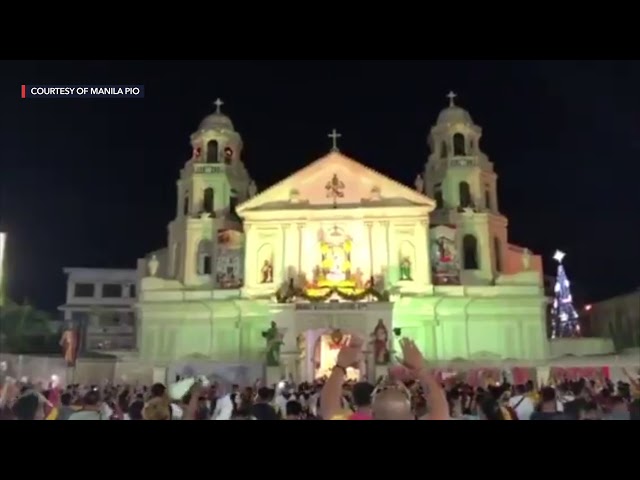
{"left": 370, "top": 319, "right": 390, "bottom": 366}
{"left": 60, "top": 322, "right": 79, "bottom": 367}
{"left": 262, "top": 321, "right": 284, "bottom": 366}
{"left": 260, "top": 259, "right": 273, "bottom": 283}
{"left": 414, "top": 173, "right": 424, "bottom": 193}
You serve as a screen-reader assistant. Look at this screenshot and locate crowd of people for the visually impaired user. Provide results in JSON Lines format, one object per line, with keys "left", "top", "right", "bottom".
{"left": 1, "top": 338, "right": 638, "bottom": 420}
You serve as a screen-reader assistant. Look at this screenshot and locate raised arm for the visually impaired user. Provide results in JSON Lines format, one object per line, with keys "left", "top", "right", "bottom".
{"left": 398, "top": 338, "right": 449, "bottom": 420}
{"left": 319, "top": 336, "right": 362, "bottom": 420}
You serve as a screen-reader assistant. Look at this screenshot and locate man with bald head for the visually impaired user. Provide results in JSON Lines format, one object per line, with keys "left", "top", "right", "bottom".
{"left": 320, "top": 337, "right": 449, "bottom": 420}
{"left": 371, "top": 388, "right": 415, "bottom": 420}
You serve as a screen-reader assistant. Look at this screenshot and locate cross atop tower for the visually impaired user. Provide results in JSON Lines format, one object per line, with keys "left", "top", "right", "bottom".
{"left": 213, "top": 98, "right": 224, "bottom": 113}
{"left": 328, "top": 128, "right": 342, "bottom": 152}
{"left": 446, "top": 91, "right": 457, "bottom": 107}
{"left": 553, "top": 249, "right": 566, "bottom": 263}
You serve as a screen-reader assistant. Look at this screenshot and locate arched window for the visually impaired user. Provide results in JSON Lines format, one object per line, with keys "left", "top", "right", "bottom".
{"left": 196, "top": 240, "right": 213, "bottom": 275}
{"left": 183, "top": 194, "right": 190, "bottom": 216}
{"left": 458, "top": 181, "right": 472, "bottom": 208}
{"left": 463, "top": 234, "right": 479, "bottom": 270}
{"left": 203, "top": 187, "right": 214, "bottom": 214}
{"left": 206, "top": 140, "right": 219, "bottom": 164}
{"left": 440, "top": 141, "right": 448, "bottom": 158}
{"left": 494, "top": 237, "right": 502, "bottom": 273}
{"left": 453, "top": 133, "right": 466, "bottom": 156}
{"left": 484, "top": 189, "right": 492, "bottom": 210}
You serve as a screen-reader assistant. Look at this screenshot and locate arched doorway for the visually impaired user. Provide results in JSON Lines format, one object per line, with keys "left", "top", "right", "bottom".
{"left": 298, "top": 328, "right": 363, "bottom": 381}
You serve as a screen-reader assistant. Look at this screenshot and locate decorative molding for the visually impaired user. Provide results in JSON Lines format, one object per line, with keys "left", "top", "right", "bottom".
{"left": 325, "top": 173, "right": 346, "bottom": 207}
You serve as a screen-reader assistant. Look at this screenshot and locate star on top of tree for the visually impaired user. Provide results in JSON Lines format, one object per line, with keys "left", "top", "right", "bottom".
{"left": 553, "top": 250, "right": 566, "bottom": 263}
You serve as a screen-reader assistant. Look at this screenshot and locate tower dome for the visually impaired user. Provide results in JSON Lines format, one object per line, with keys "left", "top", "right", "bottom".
{"left": 198, "top": 98, "right": 234, "bottom": 131}
{"left": 436, "top": 91, "right": 473, "bottom": 125}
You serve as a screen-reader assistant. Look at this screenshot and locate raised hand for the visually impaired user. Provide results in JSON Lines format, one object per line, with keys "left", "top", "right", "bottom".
{"left": 399, "top": 338, "right": 426, "bottom": 372}
{"left": 336, "top": 336, "right": 363, "bottom": 369}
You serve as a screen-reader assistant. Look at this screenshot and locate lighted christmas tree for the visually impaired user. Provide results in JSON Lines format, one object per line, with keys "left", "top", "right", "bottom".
{"left": 551, "top": 250, "right": 580, "bottom": 338}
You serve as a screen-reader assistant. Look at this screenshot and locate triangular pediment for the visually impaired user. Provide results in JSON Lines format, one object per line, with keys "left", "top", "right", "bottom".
{"left": 237, "top": 152, "right": 435, "bottom": 214}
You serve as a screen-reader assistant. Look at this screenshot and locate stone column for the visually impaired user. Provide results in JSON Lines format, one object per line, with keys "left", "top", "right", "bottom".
{"left": 289, "top": 223, "right": 301, "bottom": 282}
{"left": 296, "top": 223, "right": 304, "bottom": 281}
{"left": 365, "top": 221, "right": 374, "bottom": 280}
{"left": 365, "top": 350, "right": 376, "bottom": 382}
{"left": 210, "top": 222, "right": 218, "bottom": 287}
{"left": 244, "top": 223, "right": 255, "bottom": 286}
{"left": 183, "top": 231, "right": 199, "bottom": 285}
{"left": 380, "top": 221, "right": 390, "bottom": 285}
{"left": 416, "top": 220, "right": 431, "bottom": 285}
{"left": 281, "top": 223, "right": 290, "bottom": 284}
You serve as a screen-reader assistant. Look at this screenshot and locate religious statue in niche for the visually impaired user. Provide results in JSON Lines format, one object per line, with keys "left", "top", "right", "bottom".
{"left": 318, "top": 226, "right": 352, "bottom": 286}
{"left": 215, "top": 229, "right": 244, "bottom": 289}
{"left": 262, "top": 321, "right": 284, "bottom": 366}
{"left": 328, "top": 329, "right": 347, "bottom": 350}
{"left": 370, "top": 319, "right": 390, "bottom": 365}
{"left": 261, "top": 259, "right": 274, "bottom": 284}
{"left": 399, "top": 257, "right": 413, "bottom": 281}
{"left": 223, "top": 146, "right": 233, "bottom": 165}
{"left": 430, "top": 225, "right": 461, "bottom": 285}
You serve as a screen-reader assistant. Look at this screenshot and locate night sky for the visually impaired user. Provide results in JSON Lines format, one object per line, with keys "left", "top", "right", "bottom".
{"left": 1, "top": 60, "right": 638, "bottom": 312}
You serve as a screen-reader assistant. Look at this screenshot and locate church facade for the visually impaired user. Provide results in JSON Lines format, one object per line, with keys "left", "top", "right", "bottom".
{"left": 136, "top": 95, "right": 549, "bottom": 383}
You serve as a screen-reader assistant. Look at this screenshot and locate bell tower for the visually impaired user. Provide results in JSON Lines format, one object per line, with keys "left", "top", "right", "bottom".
{"left": 424, "top": 92, "right": 508, "bottom": 284}
{"left": 167, "top": 99, "right": 254, "bottom": 287}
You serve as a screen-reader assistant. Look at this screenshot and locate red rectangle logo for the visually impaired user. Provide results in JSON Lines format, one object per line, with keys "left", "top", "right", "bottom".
{"left": 21, "top": 85, "right": 25, "bottom": 99}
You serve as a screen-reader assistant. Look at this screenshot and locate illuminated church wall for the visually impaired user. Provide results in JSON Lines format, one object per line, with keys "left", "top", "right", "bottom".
{"left": 242, "top": 212, "right": 432, "bottom": 294}
{"left": 245, "top": 220, "right": 370, "bottom": 289}
{"left": 238, "top": 152, "right": 435, "bottom": 296}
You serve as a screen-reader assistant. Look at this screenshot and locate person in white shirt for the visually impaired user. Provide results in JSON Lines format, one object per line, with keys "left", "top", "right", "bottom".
{"left": 211, "top": 393, "right": 234, "bottom": 420}
{"left": 274, "top": 389, "right": 294, "bottom": 417}
{"left": 508, "top": 385, "right": 536, "bottom": 420}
